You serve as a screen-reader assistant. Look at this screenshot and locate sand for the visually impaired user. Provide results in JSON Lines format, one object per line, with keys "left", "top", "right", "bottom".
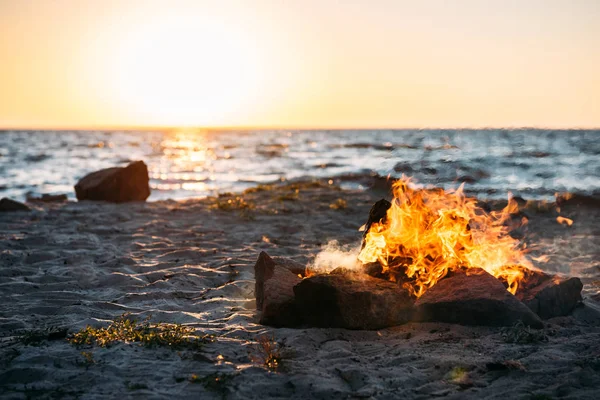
{"left": 1, "top": 181, "right": 599, "bottom": 399}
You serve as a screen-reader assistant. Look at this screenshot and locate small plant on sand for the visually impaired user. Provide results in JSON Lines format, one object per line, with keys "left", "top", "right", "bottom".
{"left": 501, "top": 321, "right": 548, "bottom": 344}
{"left": 329, "top": 198, "right": 347, "bottom": 210}
{"left": 68, "top": 313, "right": 213, "bottom": 349}
{"left": 249, "top": 335, "right": 282, "bottom": 371}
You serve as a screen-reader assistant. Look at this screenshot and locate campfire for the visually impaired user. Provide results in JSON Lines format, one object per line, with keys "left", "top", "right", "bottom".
{"left": 359, "top": 178, "right": 531, "bottom": 298}
{"left": 255, "top": 178, "right": 583, "bottom": 329}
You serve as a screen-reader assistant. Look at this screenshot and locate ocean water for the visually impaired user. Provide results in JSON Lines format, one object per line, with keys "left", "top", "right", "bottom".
{"left": 0, "top": 129, "right": 599, "bottom": 202}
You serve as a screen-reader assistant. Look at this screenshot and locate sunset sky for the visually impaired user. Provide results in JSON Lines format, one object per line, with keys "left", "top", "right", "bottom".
{"left": 1, "top": 0, "right": 598, "bottom": 129}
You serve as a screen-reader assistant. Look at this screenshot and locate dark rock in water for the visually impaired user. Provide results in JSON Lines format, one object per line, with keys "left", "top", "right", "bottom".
{"left": 254, "top": 252, "right": 302, "bottom": 326}
{"left": 74, "top": 161, "right": 150, "bottom": 203}
{"left": 414, "top": 269, "right": 543, "bottom": 328}
{"left": 0, "top": 198, "right": 30, "bottom": 212}
{"left": 393, "top": 162, "right": 414, "bottom": 174}
{"left": 293, "top": 271, "right": 414, "bottom": 330}
{"left": 515, "top": 270, "right": 583, "bottom": 319}
{"left": 26, "top": 193, "right": 68, "bottom": 203}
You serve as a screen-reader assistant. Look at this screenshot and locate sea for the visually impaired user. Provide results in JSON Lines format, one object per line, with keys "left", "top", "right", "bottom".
{"left": 1, "top": 129, "right": 599, "bottom": 202}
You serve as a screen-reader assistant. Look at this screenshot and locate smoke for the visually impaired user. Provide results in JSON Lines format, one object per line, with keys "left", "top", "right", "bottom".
{"left": 309, "top": 240, "right": 362, "bottom": 274}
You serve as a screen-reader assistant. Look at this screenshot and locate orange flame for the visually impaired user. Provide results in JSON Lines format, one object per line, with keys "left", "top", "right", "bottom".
{"left": 358, "top": 178, "right": 533, "bottom": 298}
{"left": 556, "top": 216, "right": 573, "bottom": 226}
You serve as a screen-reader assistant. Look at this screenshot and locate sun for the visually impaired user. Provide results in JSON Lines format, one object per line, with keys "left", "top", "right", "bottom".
{"left": 110, "top": 17, "right": 262, "bottom": 126}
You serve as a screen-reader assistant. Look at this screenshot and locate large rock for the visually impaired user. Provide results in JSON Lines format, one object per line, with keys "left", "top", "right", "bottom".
{"left": 515, "top": 270, "right": 583, "bottom": 319}
{"left": 74, "top": 161, "right": 150, "bottom": 203}
{"left": 254, "top": 252, "right": 302, "bottom": 326}
{"left": 0, "top": 198, "right": 30, "bottom": 212}
{"left": 293, "top": 269, "right": 414, "bottom": 330}
{"left": 414, "top": 269, "right": 543, "bottom": 328}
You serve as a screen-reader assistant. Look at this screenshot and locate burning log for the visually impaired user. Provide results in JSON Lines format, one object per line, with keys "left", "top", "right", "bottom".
{"left": 361, "top": 199, "right": 391, "bottom": 247}
{"left": 293, "top": 269, "right": 414, "bottom": 330}
{"left": 515, "top": 270, "right": 583, "bottom": 319}
{"left": 254, "top": 252, "right": 302, "bottom": 326}
{"left": 414, "top": 269, "right": 543, "bottom": 328}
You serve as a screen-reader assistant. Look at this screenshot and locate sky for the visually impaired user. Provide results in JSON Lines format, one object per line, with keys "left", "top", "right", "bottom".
{"left": 0, "top": 0, "right": 599, "bottom": 129}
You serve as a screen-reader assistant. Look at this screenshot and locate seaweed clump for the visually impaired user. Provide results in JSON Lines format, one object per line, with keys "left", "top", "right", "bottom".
{"left": 69, "top": 313, "right": 213, "bottom": 349}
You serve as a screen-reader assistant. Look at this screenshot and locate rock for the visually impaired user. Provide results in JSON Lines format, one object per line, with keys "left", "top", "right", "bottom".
{"left": 26, "top": 193, "right": 68, "bottom": 203}
{"left": 271, "top": 256, "right": 306, "bottom": 277}
{"left": 293, "top": 270, "right": 414, "bottom": 330}
{"left": 0, "top": 198, "right": 30, "bottom": 212}
{"left": 515, "top": 270, "right": 583, "bottom": 319}
{"left": 254, "top": 252, "right": 302, "bottom": 326}
{"left": 74, "top": 161, "right": 150, "bottom": 203}
{"left": 414, "top": 269, "right": 543, "bottom": 328}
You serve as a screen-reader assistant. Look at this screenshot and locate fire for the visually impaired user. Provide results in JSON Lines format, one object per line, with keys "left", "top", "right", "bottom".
{"left": 556, "top": 216, "right": 573, "bottom": 226}
{"left": 358, "top": 178, "right": 533, "bottom": 298}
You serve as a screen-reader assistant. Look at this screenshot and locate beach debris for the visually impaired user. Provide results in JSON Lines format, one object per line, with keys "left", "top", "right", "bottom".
{"left": 74, "top": 160, "right": 150, "bottom": 203}
{"left": 294, "top": 269, "right": 414, "bottom": 329}
{"left": 515, "top": 270, "right": 583, "bottom": 319}
{"left": 0, "top": 197, "right": 31, "bottom": 212}
{"left": 25, "top": 193, "right": 68, "bottom": 203}
{"left": 254, "top": 252, "right": 302, "bottom": 326}
{"left": 414, "top": 268, "right": 543, "bottom": 328}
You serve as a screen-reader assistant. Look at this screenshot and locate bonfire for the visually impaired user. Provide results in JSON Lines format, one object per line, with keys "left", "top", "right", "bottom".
{"left": 255, "top": 178, "right": 583, "bottom": 329}
{"left": 358, "top": 178, "right": 531, "bottom": 298}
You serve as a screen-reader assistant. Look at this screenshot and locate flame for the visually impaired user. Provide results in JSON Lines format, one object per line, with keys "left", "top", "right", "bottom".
{"left": 556, "top": 216, "right": 573, "bottom": 226}
{"left": 358, "top": 178, "right": 533, "bottom": 298}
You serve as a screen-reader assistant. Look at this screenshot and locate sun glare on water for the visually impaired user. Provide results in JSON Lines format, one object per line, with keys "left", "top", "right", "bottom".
{"left": 110, "top": 17, "right": 263, "bottom": 126}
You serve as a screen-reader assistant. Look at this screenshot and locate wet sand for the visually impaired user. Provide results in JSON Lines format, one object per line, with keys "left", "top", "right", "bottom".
{"left": 1, "top": 181, "right": 599, "bottom": 399}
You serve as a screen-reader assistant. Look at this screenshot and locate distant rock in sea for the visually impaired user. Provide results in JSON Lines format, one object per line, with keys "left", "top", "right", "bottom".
{"left": 26, "top": 193, "right": 68, "bottom": 203}
{"left": 74, "top": 160, "right": 151, "bottom": 203}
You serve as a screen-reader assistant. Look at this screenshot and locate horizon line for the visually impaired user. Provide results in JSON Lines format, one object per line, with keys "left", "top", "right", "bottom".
{"left": 1, "top": 124, "right": 599, "bottom": 132}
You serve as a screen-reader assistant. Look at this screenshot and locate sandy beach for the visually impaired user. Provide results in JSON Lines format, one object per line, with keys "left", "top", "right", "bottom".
{"left": 0, "top": 180, "right": 599, "bottom": 399}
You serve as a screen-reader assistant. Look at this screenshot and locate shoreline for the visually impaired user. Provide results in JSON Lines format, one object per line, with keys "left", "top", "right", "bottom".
{"left": 1, "top": 181, "right": 599, "bottom": 399}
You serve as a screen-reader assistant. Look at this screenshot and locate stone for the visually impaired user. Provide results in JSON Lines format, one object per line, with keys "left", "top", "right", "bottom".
{"left": 254, "top": 252, "right": 302, "bottom": 326}
{"left": 271, "top": 256, "right": 306, "bottom": 277}
{"left": 414, "top": 269, "right": 543, "bottom": 328}
{"left": 515, "top": 270, "right": 583, "bottom": 319}
{"left": 293, "top": 270, "right": 414, "bottom": 330}
{"left": 74, "top": 161, "right": 150, "bottom": 203}
{"left": 26, "top": 193, "right": 68, "bottom": 203}
{"left": 0, "top": 198, "right": 30, "bottom": 212}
